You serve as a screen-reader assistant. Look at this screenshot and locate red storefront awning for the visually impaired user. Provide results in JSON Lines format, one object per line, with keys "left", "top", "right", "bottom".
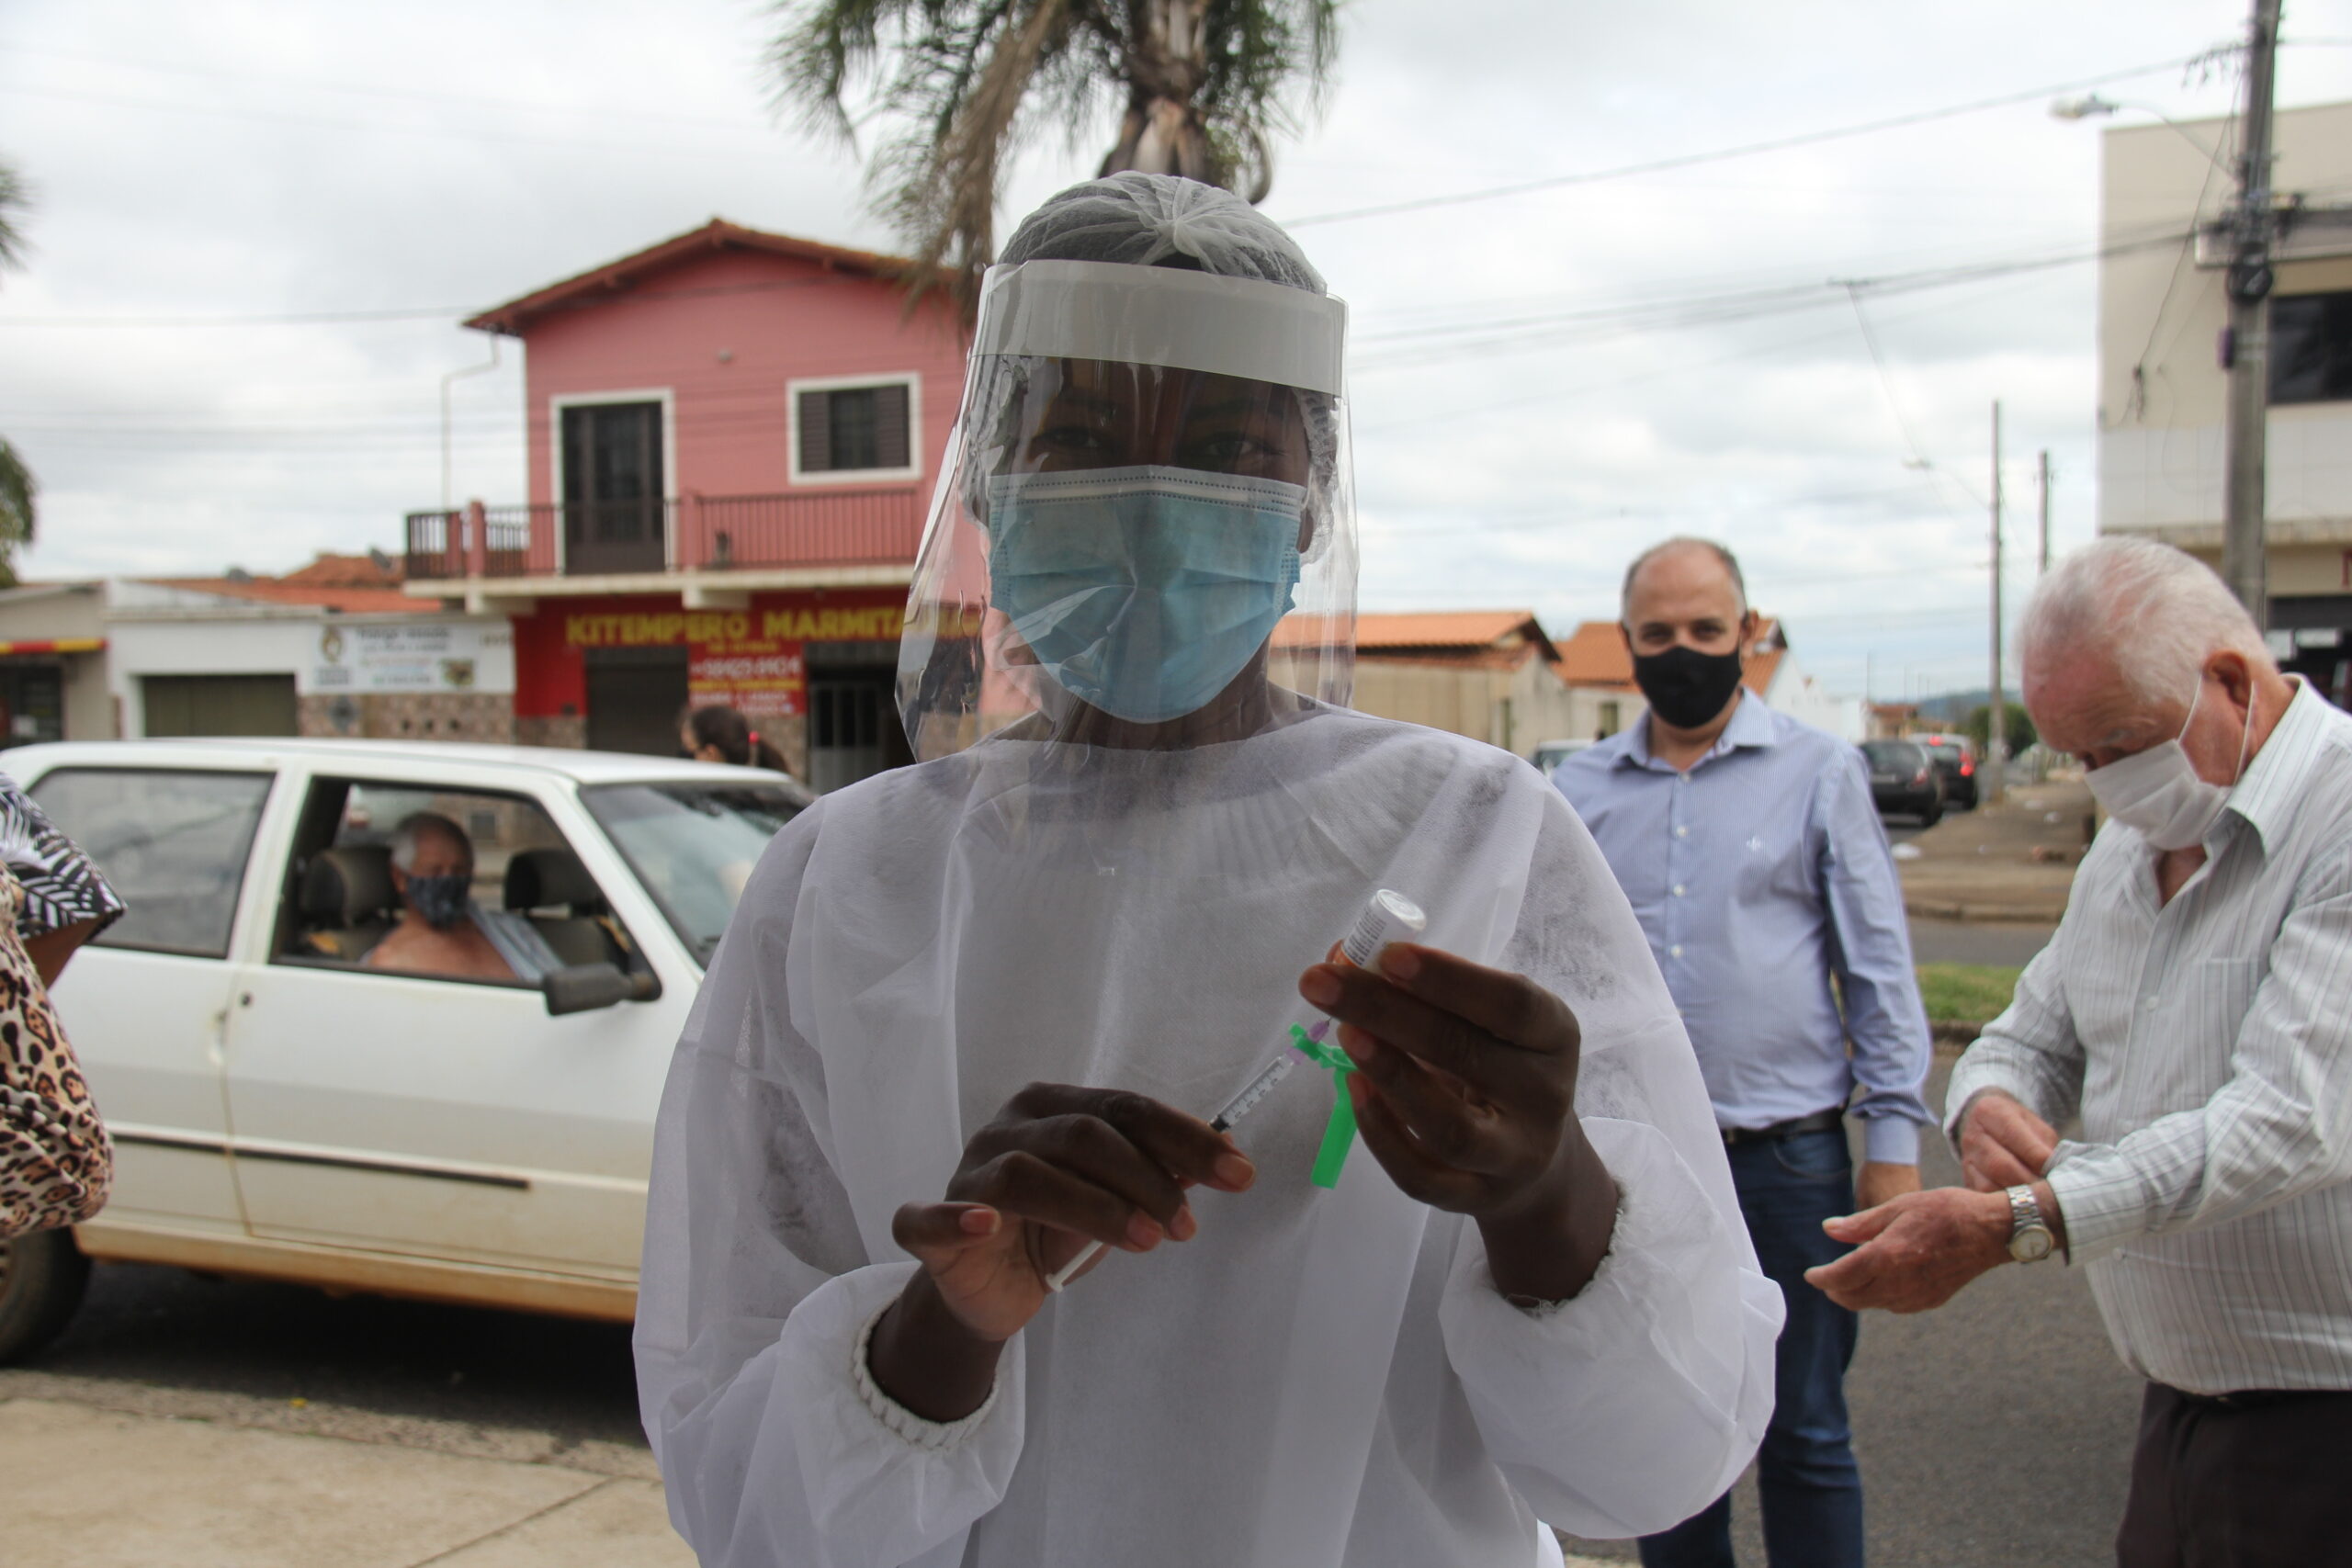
{"left": 0, "top": 637, "right": 105, "bottom": 656}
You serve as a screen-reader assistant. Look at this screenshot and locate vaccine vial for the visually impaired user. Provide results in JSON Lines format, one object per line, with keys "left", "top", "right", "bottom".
{"left": 1339, "top": 889, "right": 1427, "bottom": 971}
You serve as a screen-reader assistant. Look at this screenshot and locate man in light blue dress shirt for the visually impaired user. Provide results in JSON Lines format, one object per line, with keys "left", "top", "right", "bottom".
{"left": 1555, "top": 537, "right": 1932, "bottom": 1568}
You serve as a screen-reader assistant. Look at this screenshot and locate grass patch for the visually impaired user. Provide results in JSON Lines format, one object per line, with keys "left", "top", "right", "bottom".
{"left": 1917, "top": 963, "right": 2023, "bottom": 1025}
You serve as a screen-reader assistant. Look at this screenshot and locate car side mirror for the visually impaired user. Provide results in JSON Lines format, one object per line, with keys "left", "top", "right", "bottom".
{"left": 543, "top": 962, "right": 641, "bottom": 1016}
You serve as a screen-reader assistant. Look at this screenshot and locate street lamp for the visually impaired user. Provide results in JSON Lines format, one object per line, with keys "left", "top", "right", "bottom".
{"left": 2049, "top": 95, "right": 2233, "bottom": 176}
{"left": 2051, "top": 1, "right": 2282, "bottom": 629}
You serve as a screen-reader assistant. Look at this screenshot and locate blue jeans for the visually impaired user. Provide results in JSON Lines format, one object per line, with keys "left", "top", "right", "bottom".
{"left": 1637, "top": 1128, "right": 1865, "bottom": 1568}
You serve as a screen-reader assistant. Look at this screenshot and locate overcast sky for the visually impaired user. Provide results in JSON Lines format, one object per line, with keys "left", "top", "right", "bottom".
{"left": 6, "top": 0, "right": 2352, "bottom": 702}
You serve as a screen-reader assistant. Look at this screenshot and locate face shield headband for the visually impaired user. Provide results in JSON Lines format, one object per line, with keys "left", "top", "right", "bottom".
{"left": 897, "top": 262, "right": 1358, "bottom": 760}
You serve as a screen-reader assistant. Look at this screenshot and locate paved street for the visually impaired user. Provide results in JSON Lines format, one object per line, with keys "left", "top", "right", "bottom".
{"left": 1909, "top": 915, "right": 2053, "bottom": 967}
{"left": 1559, "top": 1045, "right": 2142, "bottom": 1565}
{"left": 1, "top": 913, "right": 2132, "bottom": 1567}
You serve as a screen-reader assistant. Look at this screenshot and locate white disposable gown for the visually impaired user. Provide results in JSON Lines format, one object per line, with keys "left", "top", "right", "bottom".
{"left": 636, "top": 706, "right": 1781, "bottom": 1568}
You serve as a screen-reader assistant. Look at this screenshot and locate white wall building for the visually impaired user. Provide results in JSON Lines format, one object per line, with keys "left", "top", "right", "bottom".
{"left": 2098, "top": 98, "right": 2352, "bottom": 704}
{"left": 107, "top": 578, "right": 515, "bottom": 741}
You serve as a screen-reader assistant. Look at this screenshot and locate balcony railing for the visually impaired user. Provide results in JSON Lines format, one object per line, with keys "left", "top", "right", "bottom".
{"left": 404, "top": 488, "right": 926, "bottom": 581}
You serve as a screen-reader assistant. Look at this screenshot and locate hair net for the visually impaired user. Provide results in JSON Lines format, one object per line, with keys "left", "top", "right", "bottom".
{"left": 896, "top": 173, "right": 1358, "bottom": 762}
{"left": 1000, "top": 171, "right": 1327, "bottom": 291}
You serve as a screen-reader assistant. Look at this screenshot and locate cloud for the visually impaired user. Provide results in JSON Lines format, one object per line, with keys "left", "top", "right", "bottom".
{"left": 4, "top": 0, "right": 2350, "bottom": 699}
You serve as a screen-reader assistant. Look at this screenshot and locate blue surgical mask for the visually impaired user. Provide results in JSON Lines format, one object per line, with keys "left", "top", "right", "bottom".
{"left": 985, "top": 465, "right": 1305, "bottom": 725}
{"left": 404, "top": 872, "right": 473, "bottom": 931}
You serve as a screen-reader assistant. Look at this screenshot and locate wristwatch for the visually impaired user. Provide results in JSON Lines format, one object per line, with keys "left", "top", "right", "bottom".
{"left": 2005, "top": 1185, "right": 2054, "bottom": 1263}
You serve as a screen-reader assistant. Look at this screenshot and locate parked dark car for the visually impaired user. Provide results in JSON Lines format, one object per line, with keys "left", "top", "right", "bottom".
{"left": 1860, "top": 739, "right": 1943, "bottom": 825}
{"left": 1917, "top": 733, "right": 1978, "bottom": 808}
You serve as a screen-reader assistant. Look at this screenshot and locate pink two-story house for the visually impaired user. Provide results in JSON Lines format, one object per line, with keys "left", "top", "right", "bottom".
{"left": 404, "top": 219, "right": 968, "bottom": 788}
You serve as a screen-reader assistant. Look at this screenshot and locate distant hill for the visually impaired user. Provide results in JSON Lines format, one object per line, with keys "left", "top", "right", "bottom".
{"left": 1914, "top": 687, "right": 1999, "bottom": 723}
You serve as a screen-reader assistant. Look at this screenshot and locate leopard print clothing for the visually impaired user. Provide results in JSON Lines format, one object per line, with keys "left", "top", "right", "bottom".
{"left": 0, "top": 774, "right": 125, "bottom": 942}
{"left": 0, "top": 866, "right": 112, "bottom": 1237}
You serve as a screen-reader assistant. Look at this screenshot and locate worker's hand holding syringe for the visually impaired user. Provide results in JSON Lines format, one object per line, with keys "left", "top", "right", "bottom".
{"left": 870, "top": 1085, "right": 1255, "bottom": 1421}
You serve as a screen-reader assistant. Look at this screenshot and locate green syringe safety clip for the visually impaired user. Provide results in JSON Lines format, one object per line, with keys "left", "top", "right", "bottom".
{"left": 1290, "top": 1025, "right": 1357, "bottom": 1189}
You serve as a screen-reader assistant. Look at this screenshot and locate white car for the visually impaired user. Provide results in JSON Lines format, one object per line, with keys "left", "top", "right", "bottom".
{"left": 0, "top": 739, "right": 811, "bottom": 1360}
{"left": 1530, "top": 738, "right": 1596, "bottom": 776}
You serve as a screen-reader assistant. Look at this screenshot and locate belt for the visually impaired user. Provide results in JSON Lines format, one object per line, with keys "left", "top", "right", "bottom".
{"left": 1721, "top": 1109, "right": 1845, "bottom": 1147}
{"left": 2166, "top": 1385, "right": 2352, "bottom": 1412}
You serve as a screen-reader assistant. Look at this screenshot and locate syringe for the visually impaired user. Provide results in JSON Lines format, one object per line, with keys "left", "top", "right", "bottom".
{"left": 1040, "top": 887, "right": 1427, "bottom": 1291}
{"left": 1044, "top": 1050, "right": 1299, "bottom": 1293}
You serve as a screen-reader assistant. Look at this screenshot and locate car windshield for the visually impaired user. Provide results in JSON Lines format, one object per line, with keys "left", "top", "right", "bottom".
{"left": 582, "top": 781, "right": 810, "bottom": 966}
{"left": 1861, "top": 742, "right": 1920, "bottom": 769}
{"left": 1922, "top": 741, "right": 1963, "bottom": 761}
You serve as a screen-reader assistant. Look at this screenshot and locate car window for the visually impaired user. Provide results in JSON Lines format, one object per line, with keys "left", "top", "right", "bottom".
{"left": 334, "top": 783, "right": 573, "bottom": 906}
{"left": 582, "top": 781, "right": 808, "bottom": 966}
{"left": 282, "top": 778, "right": 635, "bottom": 988}
{"left": 1860, "top": 742, "right": 1919, "bottom": 769}
{"left": 29, "top": 768, "right": 273, "bottom": 958}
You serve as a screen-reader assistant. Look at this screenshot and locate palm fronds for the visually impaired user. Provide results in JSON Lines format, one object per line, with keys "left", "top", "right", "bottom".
{"left": 0, "top": 437, "right": 37, "bottom": 590}
{"left": 0, "top": 156, "right": 31, "bottom": 275}
{"left": 767, "top": 0, "right": 1343, "bottom": 309}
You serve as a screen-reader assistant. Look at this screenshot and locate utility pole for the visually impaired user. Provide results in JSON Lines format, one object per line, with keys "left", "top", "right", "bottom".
{"left": 1986, "top": 401, "right": 2007, "bottom": 806}
{"left": 2037, "top": 450, "right": 2053, "bottom": 575}
{"left": 2222, "top": 0, "right": 2284, "bottom": 627}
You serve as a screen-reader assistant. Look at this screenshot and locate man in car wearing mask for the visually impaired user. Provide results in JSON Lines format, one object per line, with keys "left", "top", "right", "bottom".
{"left": 1554, "top": 536, "right": 1930, "bottom": 1568}
{"left": 1808, "top": 537, "right": 2352, "bottom": 1568}
{"left": 365, "top": 812, "right": 553, "bottom": 983}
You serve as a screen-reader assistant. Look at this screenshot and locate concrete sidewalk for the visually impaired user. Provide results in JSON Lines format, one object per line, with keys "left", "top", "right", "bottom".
{"left": 0, "top": 1397, "right": 694, "bottom": 1568}
{"left": 1, "top": 1391, "right": 1623, "bottom": 1566}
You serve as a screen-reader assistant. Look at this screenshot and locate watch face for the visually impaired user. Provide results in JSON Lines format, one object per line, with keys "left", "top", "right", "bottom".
{"left": 2011, "top": 1226, "right": 2054, "bottom": 1263}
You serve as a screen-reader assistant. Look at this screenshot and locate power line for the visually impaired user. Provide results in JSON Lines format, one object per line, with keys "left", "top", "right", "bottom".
{"left": 0, "top": 81, "right": 791, "bottom": 163}
{"left": 1278, "top": 52, "right": 2222, "bottom": 227}
{"left": 0, "top": 272, "right": 844, "bottom": 328}
{"left": 0, "top": 42, "right": 773, "bottom": 132}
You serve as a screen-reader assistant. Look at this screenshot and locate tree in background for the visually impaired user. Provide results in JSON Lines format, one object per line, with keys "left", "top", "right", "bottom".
{"left": 1966, "top": 701, "right": 2037, "bottom": 758}
{"left": 768, "top": 0, "right": 1344, "bottom": 307}
{"left": 0, "top": 156, "right": 34, "bottom": 588}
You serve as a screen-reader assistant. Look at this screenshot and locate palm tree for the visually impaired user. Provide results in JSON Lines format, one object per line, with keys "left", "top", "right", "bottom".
{"left": 0, "top": 157, "right": 35, "bottom": 586}
{"left": 769, "top": 0, "right": 1344, "bottom": 305}
{"left": 0, "top": 439, "right": 32, "bottom": 589}
{"left": 0, "top": 156, "right": 28, "bottom": 272}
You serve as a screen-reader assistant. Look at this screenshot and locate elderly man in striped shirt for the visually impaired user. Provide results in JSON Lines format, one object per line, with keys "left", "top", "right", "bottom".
{"left": 1809, "top": 536, "right": 2352, "bottom": 1568}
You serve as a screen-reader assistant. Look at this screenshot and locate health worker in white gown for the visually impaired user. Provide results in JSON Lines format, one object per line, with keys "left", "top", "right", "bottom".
{"left": 634, "top": 172, "right": 1781, "bottom": 1568}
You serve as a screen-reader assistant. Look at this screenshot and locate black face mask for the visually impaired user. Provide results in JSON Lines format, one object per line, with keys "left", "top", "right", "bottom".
{"left": 404, "top": 873, "right": 473, "bottom": 931}
{"left": 1631, "top": 643, "right": 1746, "bottom": 730}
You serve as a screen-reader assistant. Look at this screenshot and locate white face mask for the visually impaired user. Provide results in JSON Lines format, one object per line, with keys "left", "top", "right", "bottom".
{"left": 2085, "top": 678, "right": 2256, "bottom": 852}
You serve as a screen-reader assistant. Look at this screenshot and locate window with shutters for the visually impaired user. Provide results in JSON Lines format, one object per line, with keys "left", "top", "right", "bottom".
{"left": 788, "top": 374, "right": 922, "bottom": 483}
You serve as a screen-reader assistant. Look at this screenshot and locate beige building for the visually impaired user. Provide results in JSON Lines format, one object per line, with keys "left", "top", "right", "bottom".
{"left": 0, "top": 582, "right": 112, "bottom": 750}
{"left": 2098, "top": 99, "right": 2352, "bottom": 705}
{"left": 1304, "top": 611, "right": 1583, "bottom": 759}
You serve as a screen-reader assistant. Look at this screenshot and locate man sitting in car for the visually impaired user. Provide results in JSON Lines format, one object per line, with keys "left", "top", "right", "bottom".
{"left": 365, "top": 813, "right": 559, "bottom": 983}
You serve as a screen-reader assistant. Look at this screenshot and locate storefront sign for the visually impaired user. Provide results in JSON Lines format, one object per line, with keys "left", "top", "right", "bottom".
{"left": 316, "top": 621, "right": 512, "bottom": 694}
{"left": 561, "top": 604, "right": 903, "bottom": 649}
{"left": 689, "top": 636, "right": 806, "bottom": 720}
{"left": 557, "top": 601, "right": 902, "bottom": 719}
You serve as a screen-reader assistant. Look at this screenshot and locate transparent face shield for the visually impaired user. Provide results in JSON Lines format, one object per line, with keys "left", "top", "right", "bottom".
{"left": 898, "top": 261, "right": 1356, "bottom": 760}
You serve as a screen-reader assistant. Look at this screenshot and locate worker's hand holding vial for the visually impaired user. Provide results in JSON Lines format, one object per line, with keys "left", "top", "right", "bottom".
{"left": 1296, "top": 934, "right": 1621, "bottom": 1306}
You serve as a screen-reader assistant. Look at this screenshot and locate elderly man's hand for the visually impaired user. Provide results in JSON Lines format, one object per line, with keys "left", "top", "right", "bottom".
{"left": 1299, "top": 944, "right": 1618, "bottom": 1303}
{"left": 1957, "top": 1091, "right": 2060, "bottom": 1193}
{"left": 1855, "top": 1161, "right": 1921, "bottom": 1211}
{"left": 1804, "top": 1187, "right": 2013, "bottom": 1313}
